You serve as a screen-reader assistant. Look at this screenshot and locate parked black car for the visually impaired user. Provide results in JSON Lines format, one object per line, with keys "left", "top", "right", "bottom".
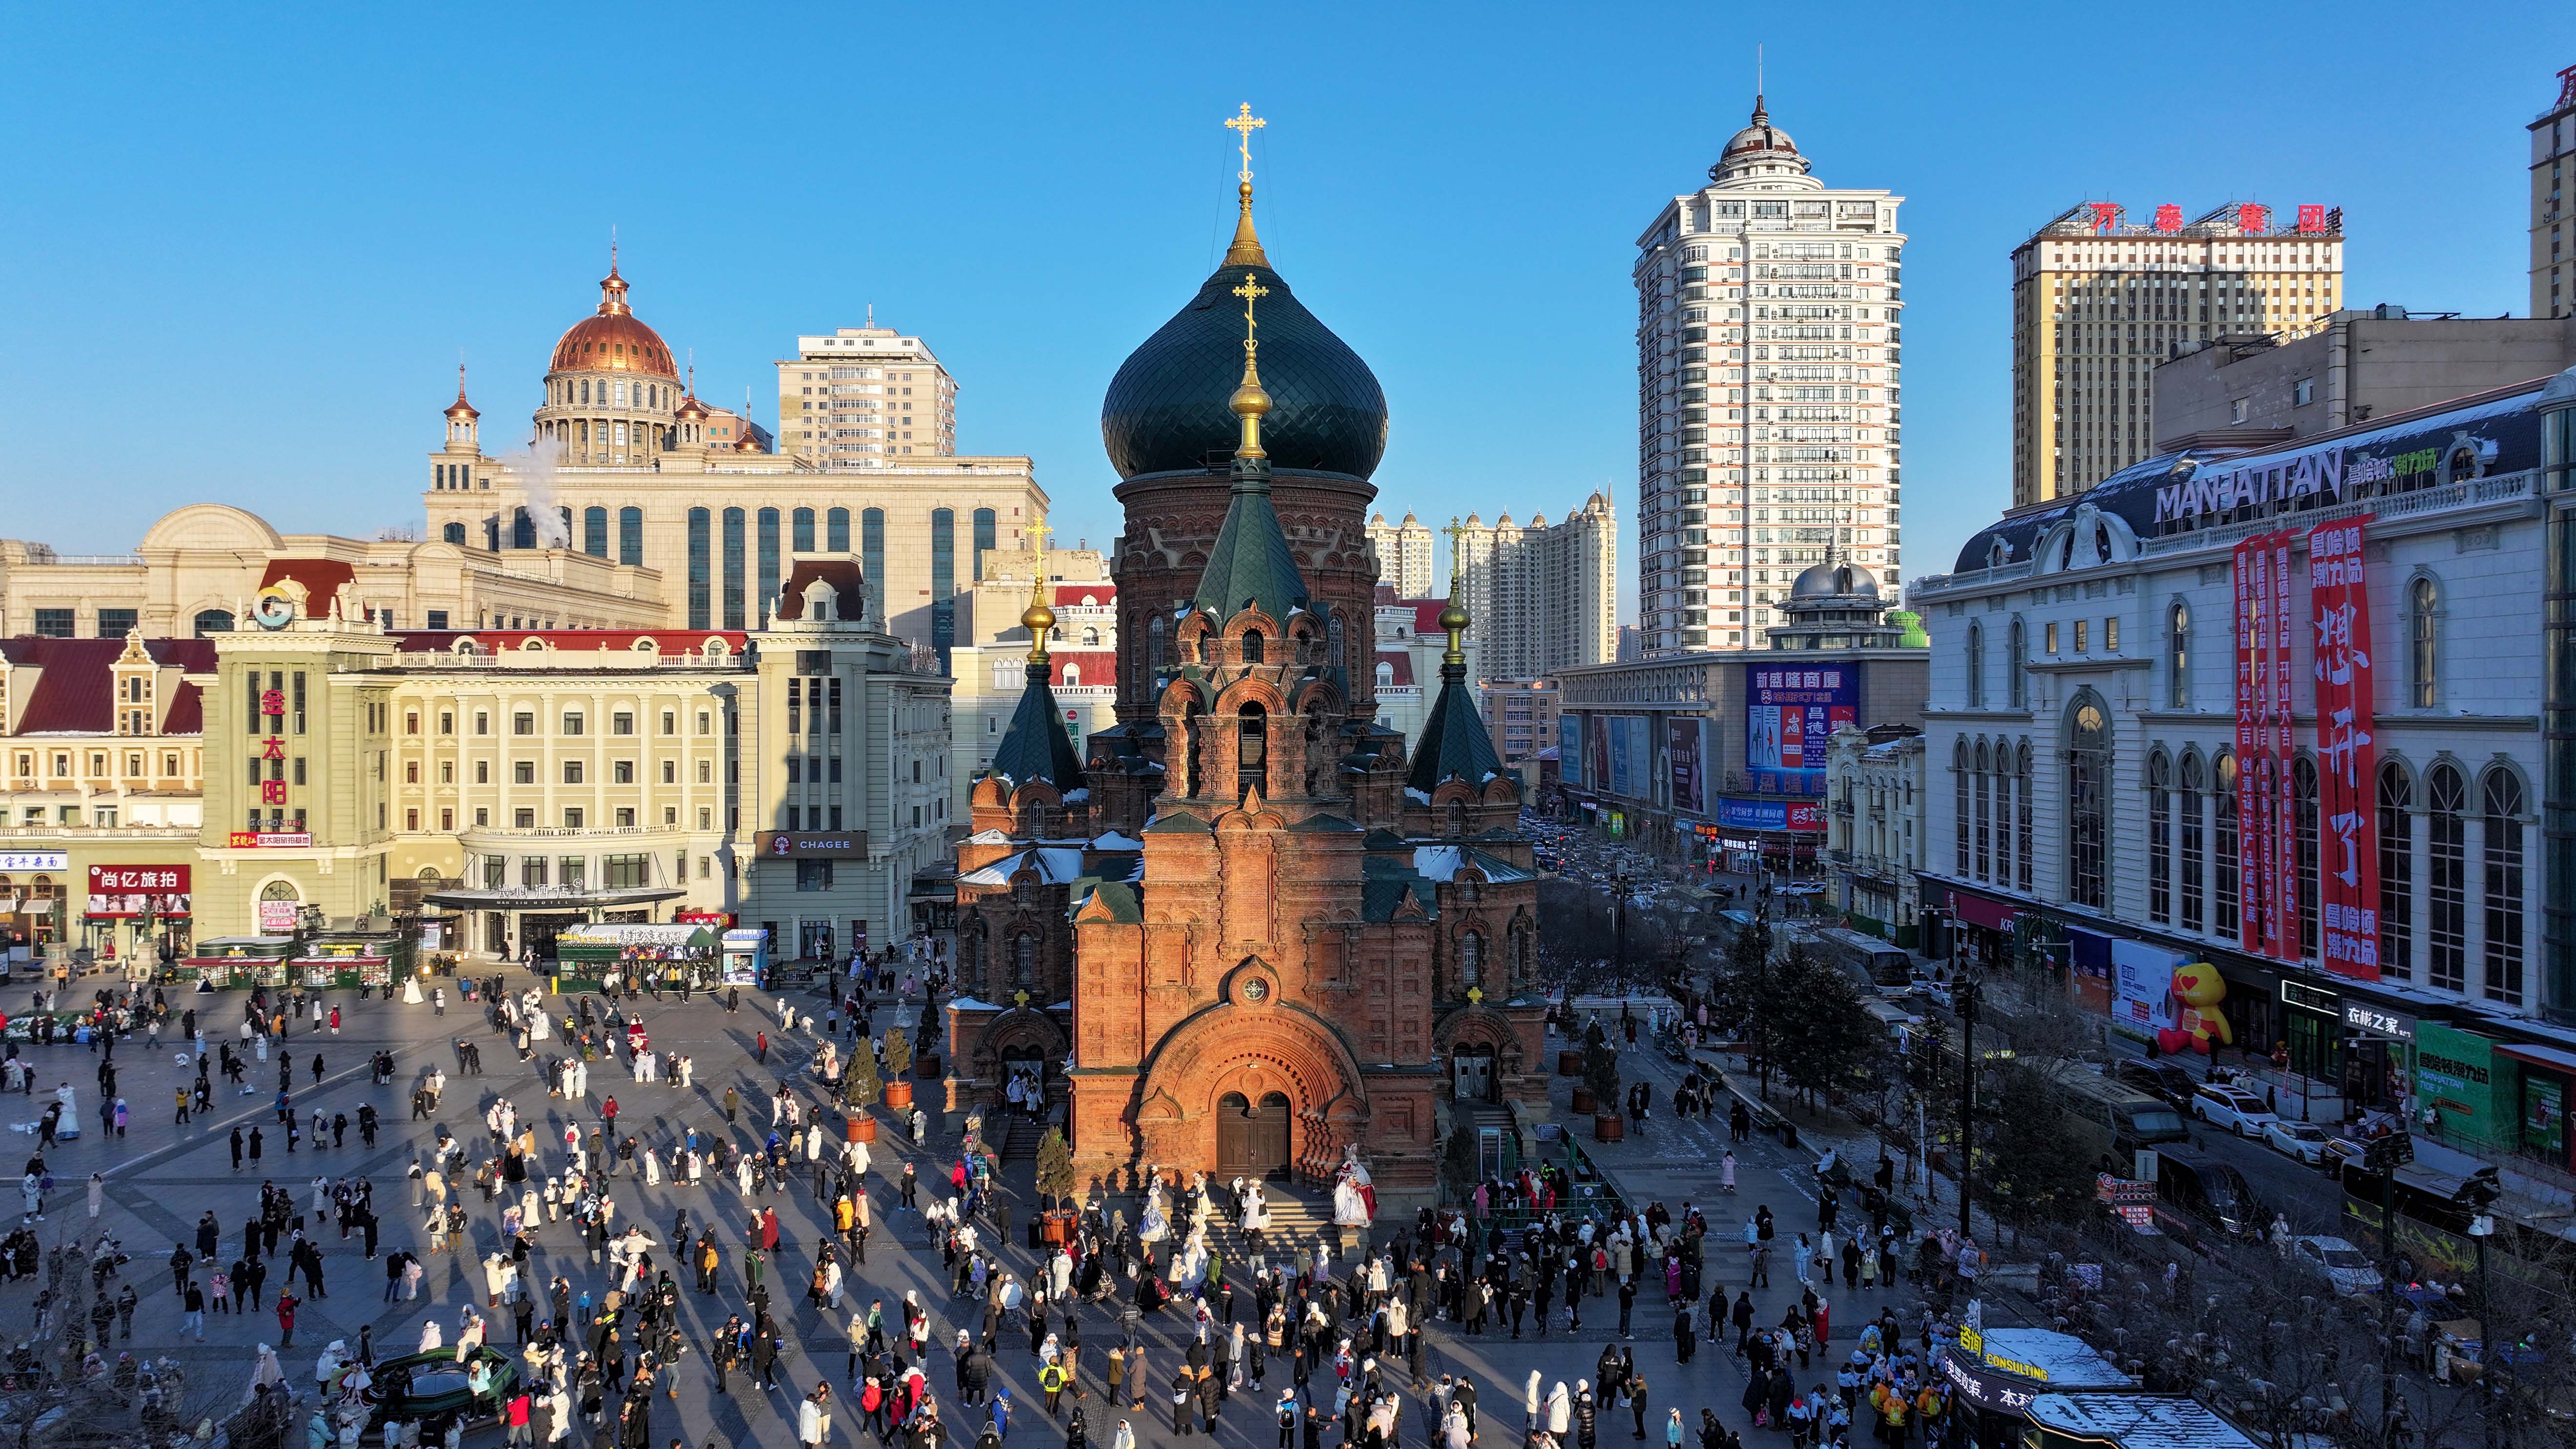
{"left": 2154, "top": 1150, "right": 2268, "bottom": 1238}
{"left": 2113, "top": 1058, "right": 2196, "bottom": 1107}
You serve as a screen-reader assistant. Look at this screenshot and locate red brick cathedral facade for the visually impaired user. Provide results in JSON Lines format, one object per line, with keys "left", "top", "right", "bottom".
{"left": 945, "top": 181, "right": 1545, "bottom": 1200}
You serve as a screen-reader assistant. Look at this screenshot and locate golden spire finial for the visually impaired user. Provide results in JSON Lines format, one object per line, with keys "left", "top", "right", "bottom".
{"left": 1021, "top": 516, "right": 1056, "bottom": 664}
{"left": 1223, "top": 103, "right": 1269, "bottom": 268}
{"left": 1438, "top": 516, "right": 1471, "bottom": 664}
{"left": 1228, "top": 272, "right": 1271, "bottom": 460}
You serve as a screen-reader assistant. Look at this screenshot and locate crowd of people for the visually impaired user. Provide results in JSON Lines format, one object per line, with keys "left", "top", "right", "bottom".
{"left": 0, "top": 930, "right": 1985, "bottom": 1449}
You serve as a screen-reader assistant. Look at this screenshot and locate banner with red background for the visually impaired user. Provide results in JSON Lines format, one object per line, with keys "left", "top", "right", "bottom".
{"left": 2310, "top": 517, "right": 2380, "bottom": 979}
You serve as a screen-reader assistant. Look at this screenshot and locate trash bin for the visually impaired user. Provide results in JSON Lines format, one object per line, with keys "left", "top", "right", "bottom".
{"left": 1779, "top": 1119, "right": 1799, "bottom": 1149}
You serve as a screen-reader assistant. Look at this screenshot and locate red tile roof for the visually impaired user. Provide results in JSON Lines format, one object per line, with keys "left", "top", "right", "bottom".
{"left": 161, "top": 682, "right": 203, "bottom": 735}
{"left": 774, "top": 560, "right": 867, "bottom": 621}
{"left": 1376, "top": 651, "right": 1414, "bottom": 686}
{"left": 1, "top": 637, "right": 213, "bottom": 735}
{"left": 259, "top": 559, "right": 358, "bottom": 614}
{"left": 1409, "top": 600, "right": 1449, "bottom": 635}
{"left": 1043, "top": 650, "right": 1116, "bottom": 686}
{"left": 1053, "top": 584, "right": 1115, "bottom": 606}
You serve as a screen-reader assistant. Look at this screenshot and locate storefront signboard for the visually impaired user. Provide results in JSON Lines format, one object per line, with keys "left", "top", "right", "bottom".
{"left": 2415, "top": 1022, "right": 2508, "bottom": 1143}
{"left": 1712, "top": 797, "right": 1826, "bottom": 833}
{"left": 83, "top": 865, "right": 191, "bottom": 918}
{"left": 227, "top": 832, "right": 313, "bottom": 849}
{"left": 1558, "top": 717, "right": 1584, "bottom": 788}
{"left": 256, "top": 900, "right": 301, "bottom": 934}
{"left": 0, "top": 852, "right": 69, "bottom": 872}
{"left": 2341, "top": 1000, "right": 2416, "bottom": 1041}
{"left": 762, "top": 832, "right": 869, "bottom": 859}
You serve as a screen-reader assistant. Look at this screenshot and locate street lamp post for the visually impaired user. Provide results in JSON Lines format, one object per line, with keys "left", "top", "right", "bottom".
{"left": 1958, "top": 975, "right": 1982, "bottom": 1240}
{"left": 1610, "top": 866, "right": 1632, "bottom": 975}
{"left": 1751, "top": 895, "right": 1774, "bottom": 1104}
{"left": 2471, "top": 1211, "right": 2497, "bottom": 1449}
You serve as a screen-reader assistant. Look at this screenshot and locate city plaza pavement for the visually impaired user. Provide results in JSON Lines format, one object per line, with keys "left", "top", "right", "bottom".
{"left": 0, "top": 976, "right": 1924, "bottom": 1449}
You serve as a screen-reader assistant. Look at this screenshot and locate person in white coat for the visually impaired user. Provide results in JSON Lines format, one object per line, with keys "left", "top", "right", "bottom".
{"left": 1546, "top": 1382, "right": 1571, "bottom": 1438}
{"left": 1526, "top": 1371, "right": 1543, "bottom": 1432}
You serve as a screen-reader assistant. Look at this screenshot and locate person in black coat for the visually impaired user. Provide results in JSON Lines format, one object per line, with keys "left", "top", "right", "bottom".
{"left": 1171, "top": 1370, "right": 1197, "bottom": 1435}
{"left": 1675, "top": 1308, "right": 1695, "bottom": 1364}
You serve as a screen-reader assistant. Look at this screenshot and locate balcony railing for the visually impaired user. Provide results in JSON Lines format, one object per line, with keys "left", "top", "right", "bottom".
{"left": 0, "top": 824, "right": 199, "bottom": 840}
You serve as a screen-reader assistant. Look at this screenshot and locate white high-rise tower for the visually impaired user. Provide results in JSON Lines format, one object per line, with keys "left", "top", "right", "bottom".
{"left": 1633, "top": 96, "right": 1906, "bottom": 657}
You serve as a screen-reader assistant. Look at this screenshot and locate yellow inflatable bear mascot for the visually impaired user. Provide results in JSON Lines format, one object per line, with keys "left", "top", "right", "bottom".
{"left": 2155, "top": 961, "right": 2231, "bottom": 1055}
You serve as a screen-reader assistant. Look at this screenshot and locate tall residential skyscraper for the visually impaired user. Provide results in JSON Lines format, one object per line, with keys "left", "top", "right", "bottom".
{"left": 2533, "top": 65, "right": 2576, "bottom": 319}
{"left": 775, "top": 326, "right": 959, "bottom": 469}
{"left": 1633, "top": 96, "right": 1905, "bottom": 660}
{"left": 2010, "top": 201, "right": 2342, "bottom": 507}
{"left": 1365, "top": 509, "right": 1436, "bottom": 597}
{"left": 1454, "top": 493, "right": 1617, "bottom": 680}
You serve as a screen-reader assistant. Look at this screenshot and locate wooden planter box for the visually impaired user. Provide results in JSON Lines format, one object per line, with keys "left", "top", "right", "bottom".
{"left": 883, "top": 1080, "right": 915, "bottom": 1111}
{"left": 1557, "top": 1049, "right": 1584, "bottom": 1076}
{"left": 846, "top": 1112, "right": 878, "bottom": 1144}
{"left": 917, "top": 1054, "right": 943, "bottom": 1080}
{"left": 1570, "top": 1087, "right": 1597, "bottom": 1115}
{"left": 1039, "top": 1212, "right": 1075, "bottom": 1245}
{"left": 1593, "top": 1113, "right": 1626, "bottom": 1142}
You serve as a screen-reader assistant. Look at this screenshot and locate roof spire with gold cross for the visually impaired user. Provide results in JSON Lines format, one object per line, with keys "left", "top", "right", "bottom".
{"left": 1438, "top": 516, "right": 1472, "bottom": 666}
{"left": 1222, "top": 103, "right": 1269, "bottom": 268}
{"left": 1020, "top": 515, "right": 1056, "bottom": 667}
{"left": 1228, "top": 272, "right": 1271, "bottom": 463}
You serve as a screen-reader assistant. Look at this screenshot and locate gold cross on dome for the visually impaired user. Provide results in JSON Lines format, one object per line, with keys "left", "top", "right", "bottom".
{"left": 1025, "top": 515, "right": 1052, "bottom": 602}
{"left": 1225, "top": 104, "right": 1265, "bottom": 184}
{"left": 1233, "top": 272, "right": 1269, "bottom": 354}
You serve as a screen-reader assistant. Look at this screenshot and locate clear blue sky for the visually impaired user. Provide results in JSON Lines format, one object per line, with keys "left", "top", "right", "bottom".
{"left": 3, "top": 2, "right": 2568, "bottom": 621}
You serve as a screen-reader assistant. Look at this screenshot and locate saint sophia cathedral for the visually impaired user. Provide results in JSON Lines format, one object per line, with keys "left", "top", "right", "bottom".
{"left": 944, "top": 123, "right": 1547, "bottom": 1202}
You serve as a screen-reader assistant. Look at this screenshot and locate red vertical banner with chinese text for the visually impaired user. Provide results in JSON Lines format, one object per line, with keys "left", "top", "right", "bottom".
{"left": 2233, "top": 536, "right": 2263, "bottom": 952}
{"left": 2310, "top": 517, "right": 2380, "bottom": 980}
{"left": 2270, "top": 529, "right": 2299, "bottom": 963}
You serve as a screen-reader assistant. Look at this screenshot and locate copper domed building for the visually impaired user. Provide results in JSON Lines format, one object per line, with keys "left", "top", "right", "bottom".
{"left": 944, "top": 144, "right": 1546, "bottom": 1202}
{"left": 530, "top": 256, "right": 704, "bottom": 468}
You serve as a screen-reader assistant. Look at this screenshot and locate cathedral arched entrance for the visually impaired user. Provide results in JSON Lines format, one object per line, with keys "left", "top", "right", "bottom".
{"left": 1216, "top": 1090, "right": 1294, "bottom": 1180}
{"left": 1449, "top": 1046, "right": 1496, "bottom": 1104}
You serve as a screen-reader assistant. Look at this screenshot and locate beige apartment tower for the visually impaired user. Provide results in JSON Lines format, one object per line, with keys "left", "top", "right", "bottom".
{"left": 2533, "top": 65, "right": 2576, "bottom": 320}
{"left": 2010, "top": 201, "right": 2342, "bottom": 507}
{"left": 1633, "top": 96, "right": 1906, "bottom": 658}
{"left": 1453, "top": 494, "right": 1618, "bottom": 681}
{"left": 776, "top": 326, "right": 960, "bottom": 469}
{"left": 1365, "top": 511, "right": 1436, "bottom": 598}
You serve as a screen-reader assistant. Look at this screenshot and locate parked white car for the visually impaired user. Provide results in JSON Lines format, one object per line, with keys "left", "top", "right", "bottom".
{"left": 2263, "top": 1119, "right": 2332, "bottom": 1165}
{"left": 2289, "top": 1235, "right": 2385, "bottom": 1297}
{"left": 2192, "top": 1082, "right": 2278, "bottom": 1136}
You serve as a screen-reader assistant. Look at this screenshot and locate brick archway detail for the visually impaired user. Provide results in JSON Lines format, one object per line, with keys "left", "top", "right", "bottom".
{"left": 1135, "top": 1004, "right": 1370, "bottom": 1182}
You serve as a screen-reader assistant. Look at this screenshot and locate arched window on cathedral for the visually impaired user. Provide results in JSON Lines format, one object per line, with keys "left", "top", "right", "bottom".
{"left": 1459, "top": 930, "right": 1484, "bottom": 989}
{"left": 1241, "top": 630, "right": 1264, "bottom": 664}
{"left": 1447, "top": 801, "right": 1467, "bottom": 837}
{"left": 1013, "top": 932, "right": 1037, "bottom": 989}
{"left": 1237, "top": 703, "right": 1267, "bottom": 797}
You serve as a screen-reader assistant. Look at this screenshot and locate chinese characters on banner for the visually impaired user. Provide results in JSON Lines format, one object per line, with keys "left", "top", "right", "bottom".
{"left": 2233, "top": 531, "right": 2299, "bottom": 963}
{"left": 82, "top": 865, "right": 191, "bottom": 918}
{"left": 2311, "top": 518, "right": 2380, "bottom": 980}
{"left": 2270, "top": 530, "right": 2297, "bottom": 964}
{"left": 2233, "top": 536, "right": 2260, "bottom": 952}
